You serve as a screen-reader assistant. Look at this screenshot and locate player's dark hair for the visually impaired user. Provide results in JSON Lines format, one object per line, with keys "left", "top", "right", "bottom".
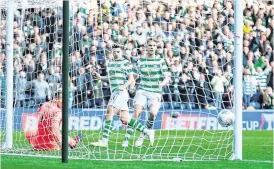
{"left": 112, "top": 44, "right": 122, "bottom": 49}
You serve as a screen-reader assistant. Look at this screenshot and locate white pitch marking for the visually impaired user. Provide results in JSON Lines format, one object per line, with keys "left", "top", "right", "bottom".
{"left": 242, "top": 160, "right": 273, "bottom": 164}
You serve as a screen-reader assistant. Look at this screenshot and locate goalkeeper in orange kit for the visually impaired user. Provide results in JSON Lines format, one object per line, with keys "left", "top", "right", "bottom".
{"left": 24, "top": 92, "right": 83, "bottom": 151}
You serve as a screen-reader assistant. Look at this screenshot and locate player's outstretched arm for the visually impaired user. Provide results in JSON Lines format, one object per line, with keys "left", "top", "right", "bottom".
{"left": 120, "top": 74, "right": 135, "bottom": 91}
{"left": 51, "top": 120, "right": 77, "bottom": 149}
{"left": 99, "top": 75, "right": 109, "bottom": 81}
{"left": 92, "top": 71, "right": 108, "bottom": 81}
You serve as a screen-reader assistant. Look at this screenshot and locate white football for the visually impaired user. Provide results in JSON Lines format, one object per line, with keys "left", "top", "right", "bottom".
{"left": 217, "top": 109, "right": 234, "bottom": 127}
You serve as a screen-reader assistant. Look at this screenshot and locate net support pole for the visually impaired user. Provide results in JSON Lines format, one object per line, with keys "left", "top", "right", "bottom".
{"left": 5, "top": 4, "right": 14, "bottom": 149}
{"left": 233, "top": 0, "right": 243, "bottom": 160}
{"left": 62, "top": 0, "right": 69, "bottom": 163}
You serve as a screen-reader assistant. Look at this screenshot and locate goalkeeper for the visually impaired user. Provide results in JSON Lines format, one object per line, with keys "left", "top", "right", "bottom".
{"left": 24, "top": 92, "right": 83, "bottom": 151}
{"left": 123, "top": 38, "right": 170, "bottom": 147}
{"left": 90, "top": 45, "right": 154, "bottom": 147}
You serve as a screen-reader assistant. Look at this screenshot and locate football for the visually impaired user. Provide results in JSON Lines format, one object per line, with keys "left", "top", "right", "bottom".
{"left": 217, "top": 109, "right": 235, "bottom": 127}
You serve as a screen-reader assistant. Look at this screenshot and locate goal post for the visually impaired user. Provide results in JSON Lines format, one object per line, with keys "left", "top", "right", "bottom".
{"left": 233, "top": 0, "right": 243, "bottom": 160}
{"left": 4, "top": 3, "right": 14, "bottom": 149}
{"left": 0, "top": 0, "right": 245, "bottom": 161}
{"left": 62, "top": 0, "right": 69, "bottom": 163}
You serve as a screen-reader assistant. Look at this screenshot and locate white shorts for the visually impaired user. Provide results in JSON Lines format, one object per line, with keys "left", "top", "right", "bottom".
{"left": 133, "top": 90, "right": 162, "bottom": 109}
{"left": 108, "top": 90, "right": 129, "bottom": 111}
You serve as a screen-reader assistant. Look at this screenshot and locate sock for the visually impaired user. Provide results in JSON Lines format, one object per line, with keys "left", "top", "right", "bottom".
{"left": 129, "top": 118, "right": 144, "bottom": 132}
{"left": 145, "top": 116, "right": 155, "bottom": 129}
{"left": 102, "top": 120, "right": 112, "bottom": 141}
{"left": 124, "top": 126, "right": 134, "bottom": 142}
{"left": 74, "top": 134, "right": 84, "bottom": 143}
{"left": 124, "top": 118, "right": 145, "bottom": 141}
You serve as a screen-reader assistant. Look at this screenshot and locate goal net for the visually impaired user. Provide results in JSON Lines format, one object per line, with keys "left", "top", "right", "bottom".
{"left": 1, "top": 0, "right": 236, "bottom": 161}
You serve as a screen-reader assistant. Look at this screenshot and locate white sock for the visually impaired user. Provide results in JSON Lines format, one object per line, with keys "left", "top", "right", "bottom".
{"left": 101, "top": 138, "right": 108, "bottom": 145}
{"left": 143, "top": 128, "right": 148, "bottom": 136}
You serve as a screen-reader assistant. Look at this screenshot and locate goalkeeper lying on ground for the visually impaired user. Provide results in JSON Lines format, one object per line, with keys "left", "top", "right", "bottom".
{"left": 24, "top": 92, "right": 83, "bottom": 151}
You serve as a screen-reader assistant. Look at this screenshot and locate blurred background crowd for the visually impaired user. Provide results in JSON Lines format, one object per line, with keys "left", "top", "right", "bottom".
{"left": 0, "top": 0, "right": 273, "bottom": 110}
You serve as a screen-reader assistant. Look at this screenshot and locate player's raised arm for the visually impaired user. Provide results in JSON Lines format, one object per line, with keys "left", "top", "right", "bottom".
{"left": 120, "top": 73, "right": 135, "bottom": 90}
{"left": 92, "top": 71, "right": 108, "bottom": 81}
{"left": 119, "top": 60, "right": 135, "bottom": 91}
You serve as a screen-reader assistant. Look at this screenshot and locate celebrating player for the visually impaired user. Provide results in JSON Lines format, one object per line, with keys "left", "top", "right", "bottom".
{"left": 89, "top": 45, "right": 154, "bottom": 148}
{"left": 123, "top": 38, "right": 170, "bottom": 147}
{"left": 24, "top": 92, "right": 83, "bottom": 151}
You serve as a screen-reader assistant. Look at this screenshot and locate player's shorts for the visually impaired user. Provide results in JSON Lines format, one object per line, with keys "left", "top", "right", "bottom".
{"left": 133, "top": 90, "right": 162, "bottom": 109}
{"left": 108, "top": 90, "right": 129, "bottom": 111}
{"left": 25, "top": 131, "right": 60, "bottom": 151}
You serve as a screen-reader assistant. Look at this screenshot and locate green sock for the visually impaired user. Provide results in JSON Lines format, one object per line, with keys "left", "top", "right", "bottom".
{"left": 145, "top": 117, "right": 155, "bottom": 129}
{"left": 124, "top": 126, "right": 134, "bottom": 142}
{"left": 129, "top": 118, "right": 144, "bottom": 132}
{"left": 124, "top": 119, "right": 147, "bottom": 142}
{"left": 102, "top": 120, "right": 113, "bottom": 140}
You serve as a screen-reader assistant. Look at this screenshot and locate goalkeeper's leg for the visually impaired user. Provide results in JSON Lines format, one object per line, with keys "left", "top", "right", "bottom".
{"left": 25, "top": 128, "right": 59, "bottom": 151}
{"left": 26, "top": 130, "right": 83, "bottom": 151}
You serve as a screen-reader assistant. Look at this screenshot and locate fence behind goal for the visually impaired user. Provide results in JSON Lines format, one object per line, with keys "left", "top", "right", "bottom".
{"left": 0, "top": 0, "right": 242, "bottom": 160}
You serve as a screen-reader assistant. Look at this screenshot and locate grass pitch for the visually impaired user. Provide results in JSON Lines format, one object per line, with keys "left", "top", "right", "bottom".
{"left": 1, "top": 131, "right": 273, "bottom": 169}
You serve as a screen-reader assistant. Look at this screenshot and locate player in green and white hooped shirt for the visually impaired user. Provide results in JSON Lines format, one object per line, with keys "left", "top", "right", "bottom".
{"left": 122, "top": 39, "right": 170, "bottom": 147}
{"left": 89, "top": 45, "right": 154, "bottom": 147}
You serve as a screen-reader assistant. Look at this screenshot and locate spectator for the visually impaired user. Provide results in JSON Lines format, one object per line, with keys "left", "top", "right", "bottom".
{"left": 35, "top": 53, "right": 49, "bottom": 77}
{"left": 259, "top": 86, "right": 274, "bottom": 109}
{"left": 90, "top": 76, "right": 105, "bottom": 108}
{"left": 74, "top": 67, "right": 89, "bottom": 108}
{"left": 267, "top": 61, "right": 274, "bottom": 88}
{"left": 132, "top": 26, "right": 147, "bottom": 47}
{"left": 210, "top": 69, "right": 229, "bottom": 109}
{"left": 223, "top": 85, "right": 234, "bottom": 109}
{"left": 23, "top": 54, "right": 36, "bottom": 81}
{"left": 243, "top": 69, "right": 257, "bottom": 108}
{"left": 253, "top": 61, "right": 272, "bottom": 91}
{"left": 14, "top": 70, "right": 28, "bottom": 107}
{"left": 46, "top": 66, "right": 62, "bottom": 98}
{"left": 178, "top": 73, "right": 195, "bottom": 110}
{"left": 29, "top": 72, "right": 51, "bottom": 107}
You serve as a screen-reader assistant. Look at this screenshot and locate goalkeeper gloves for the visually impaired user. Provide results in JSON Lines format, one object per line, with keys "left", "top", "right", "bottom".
{"left": 70, "top": 134, "right": 84, "bottom": 149}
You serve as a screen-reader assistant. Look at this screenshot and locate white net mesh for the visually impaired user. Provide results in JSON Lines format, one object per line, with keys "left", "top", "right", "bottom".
{"left": 0, "top": 8, "right": 7, "bottom": 150}
{"left": 0, "top": 0, "right": 63, "bottom": 9}
{"left": 2, "top": 0, "right": 264, "bottom": 161}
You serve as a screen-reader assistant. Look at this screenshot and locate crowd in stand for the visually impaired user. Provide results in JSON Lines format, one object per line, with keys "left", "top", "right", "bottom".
{"left": 0, "top": 0, "right": 273, "bottom": 110}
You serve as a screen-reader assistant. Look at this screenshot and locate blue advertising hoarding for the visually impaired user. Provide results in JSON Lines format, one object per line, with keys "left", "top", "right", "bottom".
{"left": 0, "top": 108, "right": 273, "bottom": 131}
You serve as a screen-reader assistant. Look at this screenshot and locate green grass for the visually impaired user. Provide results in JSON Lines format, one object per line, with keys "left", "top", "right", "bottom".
{"left": 1, "top": 131, "right": 273, "bottom": 169}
